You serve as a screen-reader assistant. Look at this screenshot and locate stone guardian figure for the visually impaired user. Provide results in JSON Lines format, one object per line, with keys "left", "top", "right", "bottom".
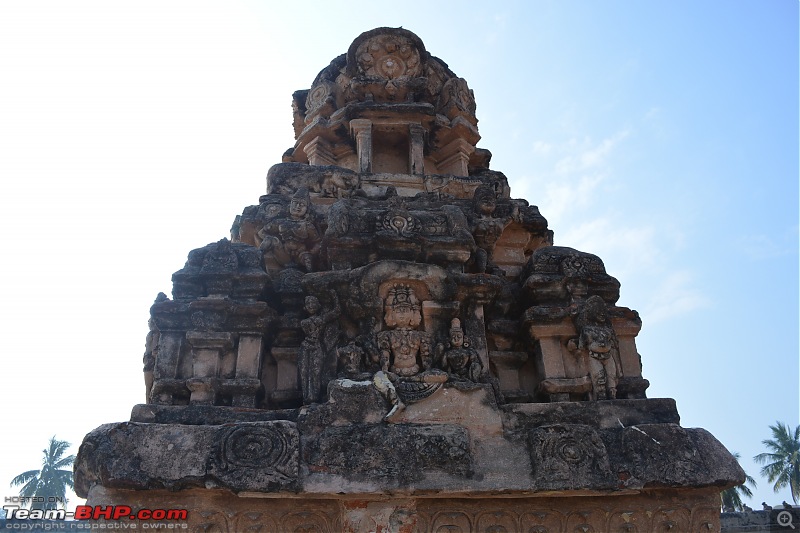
{"left": 573, "top": 295, "right": 620, "bottom": 400}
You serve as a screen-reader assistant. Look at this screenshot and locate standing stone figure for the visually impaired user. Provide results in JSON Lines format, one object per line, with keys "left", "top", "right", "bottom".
{"left": 573, "top": 295, "right": 620, "bottom": 400}
{"left": 257, "top": 187, "right": 321, "bottom": 272}
{"left": 299, "top": 291, "right": 340, "bottom": 404}
{"left": 468, "top": 185, "right": 514, "bottom": 275}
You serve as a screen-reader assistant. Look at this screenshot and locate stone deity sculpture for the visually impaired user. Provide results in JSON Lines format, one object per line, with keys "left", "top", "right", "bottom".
{"left": 376, "top": 284, "right": 432, "bottom": 377}
{"left": 299, "top": 291, "right": 340, "bottom": 404}
{"left": 439, "top": 318, "right": 482, "bottom": 382}
{"left": 257, "top": 187, "right": 321, "bottom": 272}
{"left": 468, "top": 185, "right": 515, "bottom": 275}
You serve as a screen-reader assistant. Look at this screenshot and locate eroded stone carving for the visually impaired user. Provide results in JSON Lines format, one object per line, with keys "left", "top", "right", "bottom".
{"left": 257, "top": 187, "right": 321, "bottom": 272}
{"left": 571, "top": 295, "right": 620, "bottom": 401}
{"left": 468, "top": 185, "right": 516, "bottom": 275}
{"left": 438, "top": 318, "right": 481, "bottom": 382}
{"left": 528, "top": 424, "right": 614, "bottom": 491}
{"left": 377, "top": 284, "right": 431, "bottom": 377}
{"left": 299, "top": 291, "right": 340, "bottom": 404}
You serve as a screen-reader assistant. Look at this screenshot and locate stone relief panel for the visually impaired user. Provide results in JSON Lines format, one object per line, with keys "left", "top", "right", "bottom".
{"left": 256, "top": 187, "right": 322, "bottom": 273}
{"left": 303, "top": 424, "right": 471, "bottom": 485}
{"left": 212, "top": 421, "right": 299, "bottom": 491}
{"left": 528, "top": 424, "right": 615, "bottom": 491}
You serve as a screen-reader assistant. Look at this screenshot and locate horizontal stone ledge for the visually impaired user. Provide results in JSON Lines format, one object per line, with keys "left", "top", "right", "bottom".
{"left": 502, "top": 397, "right": 680, "bottom": 430}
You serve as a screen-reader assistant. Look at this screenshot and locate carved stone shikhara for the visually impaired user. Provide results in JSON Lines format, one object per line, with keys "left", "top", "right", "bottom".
{"left": 75, "top": 27, "right": 742, "bottom": 531}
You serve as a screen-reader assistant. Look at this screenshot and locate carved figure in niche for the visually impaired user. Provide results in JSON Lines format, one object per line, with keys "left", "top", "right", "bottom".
{"left": 143, "top": 292, "right": 167, "bottom": 402}
{"left": 570, "top": 295, "right": 620, "bottom": 400}
{"left": 142, "top": 317, "right": 158, "bottom": 402}
{"left": 257, "top": 187, "right": 321, "bottom": 272}
{"left": 468, "top": 185, "right": 516, "bottom": 275}
{"left": 299, "top": 291, "right": 340, "bottom": 404}
{"left": 376, "top": 284, "right": 431, "bottom": 377}
{"left": 336, "top": 341, "right": 371, "bottom": 380}
{"left": 438, "top": 318, "right": 482, "bottom": 382}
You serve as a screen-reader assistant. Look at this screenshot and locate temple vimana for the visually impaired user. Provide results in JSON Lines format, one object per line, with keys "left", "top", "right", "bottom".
{"left": 75, "top": 28, "right": 744, "bottom": 532}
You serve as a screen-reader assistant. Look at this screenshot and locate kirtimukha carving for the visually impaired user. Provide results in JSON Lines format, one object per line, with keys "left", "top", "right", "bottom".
{"left": 74, "top": 27, "right": 743, "bottom": 532}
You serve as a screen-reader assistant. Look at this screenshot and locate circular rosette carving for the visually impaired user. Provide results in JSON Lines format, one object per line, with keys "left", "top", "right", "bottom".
{"left": 356, "top": 34, "right": 422, "bottom": 79}
{"left": 554, "top": 435, "right": 585, "bottom": 464}
{"left": 528, "top": 424, "right": 614, "bottom": 490}
{"left": 221, "top": 425, "right": 289, "bottom": 469}
{"left": 212, "top": 422, "right": 300, "bottom": 491}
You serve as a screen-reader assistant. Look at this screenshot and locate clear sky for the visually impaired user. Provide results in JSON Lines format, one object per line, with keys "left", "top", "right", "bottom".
{"left": 0, "top": 0, "right": 796, "bottom": 510}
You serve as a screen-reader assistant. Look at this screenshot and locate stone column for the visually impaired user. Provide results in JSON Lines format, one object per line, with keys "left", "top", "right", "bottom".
{"left": 528, "top": 322, "right": 586, "bottom": 402}
{"left": 304, "top": 136, "right": 337, "bottom": 167}
{"left": 611, "top": 317, "right": 642, "bottom": 378}
{"left": 350, "top": 119, "right": 373, "bottom": 173}
{"left": 230, "top": 334, "right": 264, "bottom": 408}
{"left": 150, "top": 331, "right": 185, "bottom": 405}
{"left": 185, "top": 331, "right": 233, "bottom": 405}
{"left": 409, "top": 123, "right": 425, "bottom": 175}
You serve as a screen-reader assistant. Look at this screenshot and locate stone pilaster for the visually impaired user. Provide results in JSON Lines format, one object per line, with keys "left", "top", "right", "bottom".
{"left": 350, "top": 119, "right": 373, "bottom": 173}
{"left": 303, "top": 136, "right": 337, "bottom": 166}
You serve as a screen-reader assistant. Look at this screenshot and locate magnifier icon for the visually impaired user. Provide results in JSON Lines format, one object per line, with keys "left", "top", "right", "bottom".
{"left": 778, "top": 510, "right": 796, "bottom": 529}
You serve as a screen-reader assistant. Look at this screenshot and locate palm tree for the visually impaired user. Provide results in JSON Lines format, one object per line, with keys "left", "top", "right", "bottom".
{"left": 721, "top": 452, "right": 757, "bottom": 511}
{"left": 754, "top": 422, "right": 800, "bottom": 504}
{"left": 9, "top": 436, "right": 75, "bottom": 510}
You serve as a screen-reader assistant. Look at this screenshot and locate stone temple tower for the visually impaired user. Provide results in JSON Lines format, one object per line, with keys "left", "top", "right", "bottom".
{"left": 75, "top": 27, "right": 743, "bottom": 531}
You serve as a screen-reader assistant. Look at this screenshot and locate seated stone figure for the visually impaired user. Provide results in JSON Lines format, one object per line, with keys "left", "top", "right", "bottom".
{"left": 257, "top": 187, "right": 321, "bottom": 272}
{"left": 439, "top": 318, "right": 482, "bottom": 382}
{"left": 376, "top": 284, "right": 432, "bottom": 377}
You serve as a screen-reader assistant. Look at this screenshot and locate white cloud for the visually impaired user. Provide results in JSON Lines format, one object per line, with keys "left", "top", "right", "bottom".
{"left": 554, "top": 131, "right": 629, "bottom": 175}
{"left": 738, "top": 230, "right": 799, "bottom": 260}
{"left": 642, "top": 270, "right": 711, "bottom": 324}
{"left": 532, "top": 140, "right": 553, "bottom": 155}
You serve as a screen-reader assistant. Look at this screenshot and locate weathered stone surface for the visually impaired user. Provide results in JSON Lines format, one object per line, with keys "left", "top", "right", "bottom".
{"left": 303, "top": 423, "right": 471, "bottom": 486}
{"left": 75, "top": 421, "right": 299, "bottom": 495}
{"left": 77, "top": 396, "right": 741, "bottom": 499}
{"left": 502, "top": 397, "right": 681, "bottom": 432}
{"left": 130, "top": 403, "right": 300, "bottom": 425}
{"left": 528, "top": 423, "right": 616, "bottom": 491}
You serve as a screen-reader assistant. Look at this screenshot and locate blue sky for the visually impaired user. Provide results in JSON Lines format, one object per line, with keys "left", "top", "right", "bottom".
{"left": 0, "top": 1, "right": 796, "bottom": 508}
